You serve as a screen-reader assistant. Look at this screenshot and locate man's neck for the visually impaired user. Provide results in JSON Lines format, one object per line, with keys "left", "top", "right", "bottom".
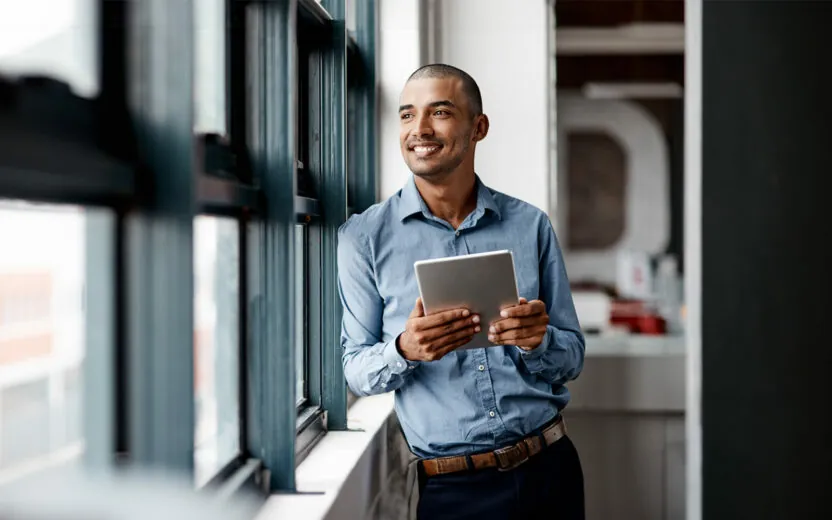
{"left": 414, "top": 171, "right": 478, "bottom": 230}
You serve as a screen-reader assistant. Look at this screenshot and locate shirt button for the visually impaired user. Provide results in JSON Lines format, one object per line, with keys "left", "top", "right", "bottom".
{"left": 455, "top": 231, "right": 460, "bottom": 237}
{"left": 489, "top": 411, "right": 496, "bottom": 418}
{"left": 397, "top": 362, "right": 403, "bottom": 368}
{"left": 478, "top": 365, "right": 485, "bottom": 371}
{"left": 381, "top": 382, "right": 387, "bottom": 388}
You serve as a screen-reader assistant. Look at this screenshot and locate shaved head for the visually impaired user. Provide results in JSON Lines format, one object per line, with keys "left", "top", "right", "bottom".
{"left": 407, "top": 64, "right": 483, "bottom": 118}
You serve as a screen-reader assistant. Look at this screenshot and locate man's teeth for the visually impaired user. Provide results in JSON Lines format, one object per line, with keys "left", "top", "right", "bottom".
{"left": 415, "top": 146, "right": 439, "bottom": 153}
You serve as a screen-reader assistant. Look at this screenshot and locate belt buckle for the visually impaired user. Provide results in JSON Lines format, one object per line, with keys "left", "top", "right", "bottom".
{"left": 494, "top": 442, "right": 529, "bottom": 472}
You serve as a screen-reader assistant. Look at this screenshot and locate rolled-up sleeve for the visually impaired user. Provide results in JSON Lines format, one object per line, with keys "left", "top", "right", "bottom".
{"left": 338, "top": 222, "right": 418, "bottom": 396}
{"left": 518, "top": 218, "right": 585, "bottom": 385}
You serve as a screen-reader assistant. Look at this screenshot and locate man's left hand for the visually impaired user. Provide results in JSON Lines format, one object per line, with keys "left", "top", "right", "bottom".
{"left": 488, "top": 298, "right": 549, "bottom": 351}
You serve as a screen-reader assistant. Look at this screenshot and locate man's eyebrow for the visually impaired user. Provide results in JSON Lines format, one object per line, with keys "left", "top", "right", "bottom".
{"left": 398, "top": 100, "right": 457, "bottom": 112}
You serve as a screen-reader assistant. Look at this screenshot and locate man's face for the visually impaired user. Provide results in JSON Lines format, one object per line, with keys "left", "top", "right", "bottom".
{"left": 398, "top": 77, "right": 476, "bottom": 180}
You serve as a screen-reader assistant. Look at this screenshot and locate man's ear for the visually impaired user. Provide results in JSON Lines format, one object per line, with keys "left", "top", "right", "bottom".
{"left": 472, "top": 114, "right": 490, "bottom": 142}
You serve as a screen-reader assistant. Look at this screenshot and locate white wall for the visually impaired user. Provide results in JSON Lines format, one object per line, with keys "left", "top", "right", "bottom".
{"left": 378, "top": 0, "right": 424, "bottom": 201}
{"left": 437, "top": 0, "right": 551, "bottom": 213}
{"left": 378, "top": 0, "right": 554, "bottom": 216}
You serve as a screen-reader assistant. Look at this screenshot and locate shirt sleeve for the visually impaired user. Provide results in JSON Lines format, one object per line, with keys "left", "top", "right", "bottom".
{"left": 338, "top": 222, "right": 419, "bottom": 396}
{"left": 517, "top": 217, "right": 585, "bottom": 385}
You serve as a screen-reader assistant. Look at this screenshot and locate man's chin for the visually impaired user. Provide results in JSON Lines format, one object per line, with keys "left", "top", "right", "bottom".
{"left": 407, "top": 159, "right": 454, "bottom": 178}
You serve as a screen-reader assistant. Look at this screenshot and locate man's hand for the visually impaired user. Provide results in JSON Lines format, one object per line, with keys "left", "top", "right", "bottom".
{"left": 398, "top": 298, "right": 480, "bottom": 362}
{"left": 488, "top": 298, "right": 549, "bottom": 351}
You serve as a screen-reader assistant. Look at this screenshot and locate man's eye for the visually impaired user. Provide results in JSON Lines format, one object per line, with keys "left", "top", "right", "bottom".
{"left": 434, "top": 110, "right": 448, "bottom": 116}
{"left": 400, "top": 113, "right": 412, "bottom": 120}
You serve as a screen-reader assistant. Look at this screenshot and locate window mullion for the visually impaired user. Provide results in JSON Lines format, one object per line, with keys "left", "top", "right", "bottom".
{"left": 319, "top": 0, "right": 348, "bottom": 431}
{"left": 124, "top": 0, "right": 197, "bottom": 473}
{"left": 351, "top": 0, "right": 377, "bottom": 213}
{"left": 245, "top": 0, "right": 298, "bottom": 492}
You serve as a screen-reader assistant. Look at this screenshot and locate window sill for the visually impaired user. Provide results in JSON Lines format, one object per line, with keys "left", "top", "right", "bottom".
{"left": 255, "top": 392, "right": 396, "bottom": 520}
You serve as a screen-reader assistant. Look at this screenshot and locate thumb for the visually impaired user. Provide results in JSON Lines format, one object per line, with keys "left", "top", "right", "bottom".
{"left": 410, "top": 297, "right": 425, "bottom": 318}
{"left": 518, "top": 297, "right": 528, "bottom": 304}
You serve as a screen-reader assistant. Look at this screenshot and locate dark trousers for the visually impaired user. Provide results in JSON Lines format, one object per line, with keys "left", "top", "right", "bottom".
{"left": 417, "top": 435, "right": 585, "bottom": 520}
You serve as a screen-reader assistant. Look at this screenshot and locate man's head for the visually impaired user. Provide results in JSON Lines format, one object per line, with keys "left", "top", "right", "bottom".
{"left": 399, "top": 64, "right": 489, "bottom": 181}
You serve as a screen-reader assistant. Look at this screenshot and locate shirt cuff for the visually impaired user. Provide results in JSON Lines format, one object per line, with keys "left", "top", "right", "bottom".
{"left": 383, "top": 334, "right": 419, "bottom": 375}
{"left": 517, "top": 326, "right": 552, "bottom": 363}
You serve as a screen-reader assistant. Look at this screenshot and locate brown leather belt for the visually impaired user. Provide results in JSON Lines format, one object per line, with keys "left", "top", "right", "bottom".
{"left": 420, "top": 416, "right": 567, "bottom": 477}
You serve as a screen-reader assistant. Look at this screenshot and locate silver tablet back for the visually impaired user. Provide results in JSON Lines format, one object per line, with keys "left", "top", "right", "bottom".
{"left": 414, "top": 250, "right": 520, "bottom": 350}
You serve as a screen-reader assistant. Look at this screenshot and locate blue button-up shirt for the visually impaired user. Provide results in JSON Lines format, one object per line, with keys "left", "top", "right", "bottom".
{"left": 337, "top": 175, "right": 585, "bottom": 458}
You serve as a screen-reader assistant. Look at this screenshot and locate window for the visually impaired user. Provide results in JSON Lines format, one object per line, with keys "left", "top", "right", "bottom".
{"left": 295, "top": 224, "right": 309, "bottom": 407}
{"left": 0, "top": 203, "right": 86, "bottom": 484}
{"left": 194, "top": 216, "right": 241, "bottom": 487}
{"left": 0, "top": 0, "right": 377, "bottom": 498}
{"left": 0, "top": 0, "right": 98, "bottom": 98}
{"left": 191, "top": 0, "right": 247, "bottom": 488}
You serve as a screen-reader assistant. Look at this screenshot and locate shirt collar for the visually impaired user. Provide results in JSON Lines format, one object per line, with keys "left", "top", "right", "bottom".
{"left": 398, "top": 174, "right": 502, "bottom": 222}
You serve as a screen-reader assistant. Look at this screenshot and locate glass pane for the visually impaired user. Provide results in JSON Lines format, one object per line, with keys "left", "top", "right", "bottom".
{"left": 0, "top": 0, "right": 98, "bottom": 97}
{"left": 194, "top": 216, "right": 240, "bottom": 487}
{"left": 194, "top": 0, "right": 227, "bottom": 135}
{"left": 346, "top": 0, "right": 357, "bottom": 33}
{"left": 0, "top": 201, "right": 85, "bottom": 483}
{"left": 295, "top": 224, "right": 307, "bottom": 407}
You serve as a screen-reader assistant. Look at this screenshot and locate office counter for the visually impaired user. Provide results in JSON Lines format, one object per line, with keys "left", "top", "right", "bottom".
{"left": 567, "top": 334, "right": 686, "bottom": 520}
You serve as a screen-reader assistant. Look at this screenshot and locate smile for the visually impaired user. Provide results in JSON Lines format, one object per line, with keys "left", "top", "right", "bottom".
{"left": 411, "top": 144, "right": 442, "bottom": 158}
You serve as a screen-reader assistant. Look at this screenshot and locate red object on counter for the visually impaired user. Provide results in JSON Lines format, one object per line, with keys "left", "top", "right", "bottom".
{"left": 609, "top": 299, "right": 667, "bottom": 335}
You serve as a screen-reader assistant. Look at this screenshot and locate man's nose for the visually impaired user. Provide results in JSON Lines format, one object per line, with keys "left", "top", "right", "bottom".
{"left": 412, "top": 114, "right": 434, "bottom": 137}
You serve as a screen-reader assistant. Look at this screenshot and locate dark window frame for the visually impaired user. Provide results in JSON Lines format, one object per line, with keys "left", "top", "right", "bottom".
{"left": 0, "top": 0, "right": 376, "bottom": 496}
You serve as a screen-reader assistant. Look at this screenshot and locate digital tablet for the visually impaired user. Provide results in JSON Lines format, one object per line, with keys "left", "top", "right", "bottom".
{"left": 414, "top": 250, "right": 520, "bottom": 350}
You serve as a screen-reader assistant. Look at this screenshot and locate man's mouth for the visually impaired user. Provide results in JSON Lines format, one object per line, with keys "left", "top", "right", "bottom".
{"left": 409, "top": 143, "right": 442, "bottom": 158}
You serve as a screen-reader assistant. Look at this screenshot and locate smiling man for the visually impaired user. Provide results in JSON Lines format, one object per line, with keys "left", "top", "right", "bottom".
{"left": 338, "top": 64, "right": 586, "bottom": 519}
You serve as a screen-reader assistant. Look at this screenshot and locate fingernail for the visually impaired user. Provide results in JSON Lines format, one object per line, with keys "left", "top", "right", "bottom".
{"left": 489, "top": 326, "right": 496, "bottom": 334}
{"left": 472, "top": 315, "right": 480, "bottom": 324}
{"left": 488, "top": 335, "right": 495, "bottom": 341}
{"left": 500, "top": 310, "right": 508, "bottom": 318}
{"left": 462, "top": 309, "right": 470, "bottom": 317}
{"left": 475, "top": 326, "right": 481, "bottom": 333}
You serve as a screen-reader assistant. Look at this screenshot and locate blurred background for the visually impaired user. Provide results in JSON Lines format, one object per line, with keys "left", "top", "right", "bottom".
{"left": 0, "top": 1, "right": 830, "bottom": 519}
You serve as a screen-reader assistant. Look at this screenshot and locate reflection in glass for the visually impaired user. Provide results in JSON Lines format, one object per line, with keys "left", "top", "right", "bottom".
{"left": 0, "top": 201, "right": 85, "bottom": 484}
{"left": 0, "top": 0, "right": 98, "bottom": 97}
{"left": 194, "top": 0, "right": 227, "bottom": 135}
{"left": 194, "top": 216, "right": 240, "bottom": 486}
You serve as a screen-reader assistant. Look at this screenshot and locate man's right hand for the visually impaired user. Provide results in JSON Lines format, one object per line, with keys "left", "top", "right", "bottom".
{"left": 397, "top": 298, "right": 480, "bottom": 362}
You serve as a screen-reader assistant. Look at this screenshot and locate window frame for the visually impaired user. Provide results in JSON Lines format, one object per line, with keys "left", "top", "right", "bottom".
{"left": 0, "top": 0, "right": 377, "bottom": 497}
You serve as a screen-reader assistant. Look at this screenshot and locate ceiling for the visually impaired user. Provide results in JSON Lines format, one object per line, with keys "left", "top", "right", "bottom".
{"left": 555, "top": 0, "right": 684, "bottom": 92}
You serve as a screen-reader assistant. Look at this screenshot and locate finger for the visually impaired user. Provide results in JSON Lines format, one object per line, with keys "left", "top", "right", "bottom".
{"left": 418, "top": 314, "right": 480, "bottom": 342}
{"left": 409, "top": 298, "right": 425, "bottom": 319}
{"left": 416, "top": 307, "right": 471, "bottom": 330}
{"left": 489, "top": 316, "right": 538, "bottom": 334}
{"left": 430, "top": 334, "right": 475, "bottom": 361}
{"left": 489, "top": 325, "right": 548, "bottom": 344}
{"left": 518, "top": 297, "right": 528, "bottom": 304}
{"left": 499, "top": 299, "right": 546, "bottom": 319}
{"left": 430, "top": 324, "right": 480, "bottom": 351}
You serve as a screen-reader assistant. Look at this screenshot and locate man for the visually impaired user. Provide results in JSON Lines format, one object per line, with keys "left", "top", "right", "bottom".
{"left": 337, "top": 64, "right": 586, "bottom": 519}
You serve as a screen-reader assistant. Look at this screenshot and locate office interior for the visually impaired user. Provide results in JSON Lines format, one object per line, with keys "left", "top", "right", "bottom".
{"left": 0, "top": 1, "right": 829, "bottom": 519}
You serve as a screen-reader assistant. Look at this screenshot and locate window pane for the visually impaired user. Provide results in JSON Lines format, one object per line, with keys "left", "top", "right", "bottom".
{"left": 194, "top": 0, "right": 227, "bottom": 135}
{"left": 0, "top": 0, "right": 98, "bottom": 97}
{"left": 0, "top": 201, "right": 85, "bottom": 483}
{"left": 295, "top": 224, "right": 307, "bottom": 407}
{"left": 346, "top": 0, "right": 357, "bottom": 33}
{"left": 194, "top": 216, "right": 240, "bottom": 486}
